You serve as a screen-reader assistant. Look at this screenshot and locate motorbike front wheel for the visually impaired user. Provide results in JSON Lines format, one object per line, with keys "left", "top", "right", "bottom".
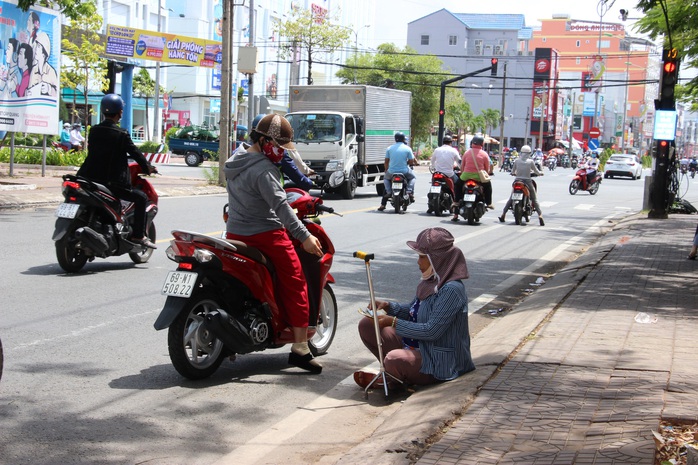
{"left": 589, "top": 181, "right": 600, "bottom": 195}
{"left": 129, "top": 222, "right": 157, "bottom": 264}
{"left": 168, "top": 293, "right": 227, "bottom": 380}
{"left": 55, "top": 220, "right": 89, "bottom": 273}
{"left": 466, "top": 208, "right": 476, "bottom": 225}
{"left": 569, "top": 180, "right": 580, "bottom": 195}
{"left": 309, "top": 285, "right": 338, "bottom": 356}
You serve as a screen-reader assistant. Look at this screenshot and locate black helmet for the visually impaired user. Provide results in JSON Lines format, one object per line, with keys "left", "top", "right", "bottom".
{"left": 101, "top": 94, "right": 124, "bottom": 116}
{"left": 471, "top": 136, "right": 484, "bottom": 147}
{"left": 442, "top": 134, "right": 453, "bottom": 145}
{"left": 394, "top": 131, "right": 406, "bottom": 143}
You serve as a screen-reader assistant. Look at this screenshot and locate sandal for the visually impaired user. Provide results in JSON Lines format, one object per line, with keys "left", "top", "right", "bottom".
{"left": 353, "top": 370, "right": 382, "bottom": 389}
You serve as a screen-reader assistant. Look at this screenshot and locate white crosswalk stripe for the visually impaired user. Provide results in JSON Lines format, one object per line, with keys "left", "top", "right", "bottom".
{"left": 574, "top": 204, "right": 595, "bottom": 210}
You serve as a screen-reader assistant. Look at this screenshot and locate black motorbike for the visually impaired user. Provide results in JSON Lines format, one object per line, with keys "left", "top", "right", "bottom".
{"left": 52, "top": 162, "right": 158, "bottom": 273}
{"left": 571, "top": 155, "right": 579, "bottom": 169}
{"left": 690, "top": 162, "right": 697, "bottom": 179}
{"left": 500, "top": 154, "right": 513, "bottom": 172}
{"left": 388, "top": 172, "right": 411, "bottom": 214}
{"left": 427, "top": 169, "right": 457, "bottom": 217}
{"left": 454, "top": 178, "right": 487, "bottom": 225}
{"left": 560, "top": 154, "right": 570, "bottom": 168}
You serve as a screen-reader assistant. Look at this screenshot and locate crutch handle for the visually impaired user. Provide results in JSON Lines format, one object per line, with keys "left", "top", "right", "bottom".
{"left": 353, "top": 251, "right": 375, "bottom": 262}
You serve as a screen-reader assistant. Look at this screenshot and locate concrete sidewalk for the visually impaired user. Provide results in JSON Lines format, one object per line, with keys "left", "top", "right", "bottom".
{"left": 0, "top": 163, "right": 224, "bottom": 210}
{"left": 337, "top": 214, "right": 698, "bottom": 465}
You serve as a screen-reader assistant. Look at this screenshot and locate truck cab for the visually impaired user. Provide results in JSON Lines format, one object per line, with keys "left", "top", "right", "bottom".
{"left": 285, "top": 112, "right": 362, "bottom": 198}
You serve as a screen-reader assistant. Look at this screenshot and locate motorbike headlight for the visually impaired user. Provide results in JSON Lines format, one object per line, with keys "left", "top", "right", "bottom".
{"left": 325, "top": 160, "right": 344, "bottom": 172}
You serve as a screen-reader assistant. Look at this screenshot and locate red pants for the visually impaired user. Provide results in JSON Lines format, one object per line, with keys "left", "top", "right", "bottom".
{"left": 226, "top": 229, "right": 309, "bottom": 328}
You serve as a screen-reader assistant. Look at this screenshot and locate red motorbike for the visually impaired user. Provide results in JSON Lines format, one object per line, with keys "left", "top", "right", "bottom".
{"left": 52, "top": 161, "right": 158, "bottom": 272}
{"left": 154, "top": 188, "right": 340, "bottom": 380}
{"left": 453, "top": 179, "right": 487, "bottom": 225}
{"left": 569, "top": 165, "right": 602, "bottom": 195}
{"left": 505, "top": 178, "right": 537, "bottom": 225}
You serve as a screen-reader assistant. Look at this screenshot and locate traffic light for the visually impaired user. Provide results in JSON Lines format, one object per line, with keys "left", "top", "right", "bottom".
{"left": 106, "top": 60, "right": 125, "bottom": 94}
{"left": 658, "top": 48, "right": 679, "bottom": 109}
{"left": 438, "top": 109, "right": 445, "bottom": 116}
{"left": 490, "top": 58, "right": 498, "bottom": 77}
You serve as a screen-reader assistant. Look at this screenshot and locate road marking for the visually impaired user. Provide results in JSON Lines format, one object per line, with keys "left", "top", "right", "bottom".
{"left": 574, "top": 204, "right": 595, "bottom": 210}
{"left": 539, "top": 201, "right": 558, "bottom": 208}
{"left": 465, "top": 213, "right": 619, "bottom": 315}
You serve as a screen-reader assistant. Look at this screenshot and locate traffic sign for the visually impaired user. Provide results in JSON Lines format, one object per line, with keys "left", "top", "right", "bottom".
{"left": 589, "top": 127, "right": 601, "bottom": 138}
{"left": 588, "top": 138, "right": 599, "bottom": 150}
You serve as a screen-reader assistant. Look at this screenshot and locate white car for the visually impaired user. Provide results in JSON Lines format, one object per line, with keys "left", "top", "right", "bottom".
{"left": 604, "top": 154, "right": 643, "bottom": 180}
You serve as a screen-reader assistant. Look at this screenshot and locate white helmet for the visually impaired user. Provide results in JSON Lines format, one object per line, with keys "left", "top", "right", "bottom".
{"left": 520, "top": 145, "right": 532, "bottom": 153}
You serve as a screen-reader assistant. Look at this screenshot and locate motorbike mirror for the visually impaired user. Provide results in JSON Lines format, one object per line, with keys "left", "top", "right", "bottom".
{"left": 157, "top": 143, "right": 165, "bottom": 154}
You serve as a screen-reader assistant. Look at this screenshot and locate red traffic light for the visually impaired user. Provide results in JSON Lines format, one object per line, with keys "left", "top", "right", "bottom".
{"left": 491, "top": 58, "right": 498, "bottom": 65}
{"left": 490, "top": 58, "right": 498, "bottom": 76}
{"left": 659, "top": 140, "right": 668, "bottom": 147}
{"left": 663, "top": 61, "right": 677, "bottom": 73}
{"left": 438, "top": 109, "right": 445, "bottom": 116}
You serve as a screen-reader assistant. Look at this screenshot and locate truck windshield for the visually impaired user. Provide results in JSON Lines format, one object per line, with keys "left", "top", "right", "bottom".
{"left": 286, "top": 114, "right": 343, "bottom": 143}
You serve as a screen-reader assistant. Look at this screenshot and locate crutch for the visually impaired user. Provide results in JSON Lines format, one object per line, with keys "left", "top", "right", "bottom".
{"left": 353, "top": 251, "right": 402, "bottom": 397}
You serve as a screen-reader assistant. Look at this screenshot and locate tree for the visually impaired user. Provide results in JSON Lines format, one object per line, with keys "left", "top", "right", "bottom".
{"left": 60, "top": 1, "right": 107, "bottom": 128}
{"left": 444, "top": 87, "right": 474, "bottom": 142}
{"left": 336, "top": 43, "right": 448, "bottom": 145}
{"left": 274, "top": 7, "right": 351, "bottom": 85}
{"left": 480, "top": 108, "right": 501, "bottom": 138}
{"left": 133, "top": 68, "right": 155, "bottom": 140}
{"left": 634, "top": 0, "right": 698, "bottom": 109}
{"left": 17, "top": 0, "right": 88, "bottom": 20}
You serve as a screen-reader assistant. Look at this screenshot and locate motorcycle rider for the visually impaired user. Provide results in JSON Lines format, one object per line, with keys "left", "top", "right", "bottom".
{"left": 429, "top": 134, "right": 461, "bottom": 202}
{"left": 76, "top": 94, "right": 158, "bottom": 249}
{"left": 453, "top": 135, "right": 493, "bottom": 221}
{"left": 378, "top": 131, "right": 417, "bottom": 211}
{"left": 69, "top": 122, "right": 85, "bottom": 150}
{"left": 224, "top": 113, "right": 324, "bottom": 374}
{"left": 689, "top": 157, "right": 698, "bottom": 176}
{"left": 585, "top": 152, "right": 600, "bottom": 187}
{"left": 498, "top": 145, "right": 545, "bottom": 226}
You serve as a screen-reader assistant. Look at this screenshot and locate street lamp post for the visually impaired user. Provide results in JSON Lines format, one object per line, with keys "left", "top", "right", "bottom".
{"left": 593, "top": 0, "right": 616, "bottom": 130}
{"left": 350, "top": 25, "right": 369, "bottom": 84}
{"left": 621, "top": 58, "right": 630, "bottom": 151}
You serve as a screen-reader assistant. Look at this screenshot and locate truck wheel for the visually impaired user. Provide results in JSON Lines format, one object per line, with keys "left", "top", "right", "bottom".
{"left": 376, "top": 183, "right": 385, "bottom": 197}
{"left": 185, "top": 152, "right": 201, "bottom": 167}
{"left": 340, "top": 170, "right": 357, "bottom": 199}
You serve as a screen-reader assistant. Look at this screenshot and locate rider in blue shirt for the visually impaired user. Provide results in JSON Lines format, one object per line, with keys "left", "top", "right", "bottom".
{"left": 378, "top": 132, "right": 417, "bottom": 211}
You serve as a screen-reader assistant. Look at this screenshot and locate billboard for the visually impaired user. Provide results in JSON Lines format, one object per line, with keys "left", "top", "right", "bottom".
{"left": 106, "top": 24, "right": 222, "bottom": 68}
{"left": 0, "top": 0, "right": 61, "bottom": 134}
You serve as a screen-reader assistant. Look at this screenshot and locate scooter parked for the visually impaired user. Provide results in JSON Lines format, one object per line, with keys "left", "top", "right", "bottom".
{"left": 154, "top": 188, "right": 340, "bottom": 380}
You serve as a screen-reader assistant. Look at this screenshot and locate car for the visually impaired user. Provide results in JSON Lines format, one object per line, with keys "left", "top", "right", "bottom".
{"left": 604, "top": 153, "right": 643, "bottom": 180}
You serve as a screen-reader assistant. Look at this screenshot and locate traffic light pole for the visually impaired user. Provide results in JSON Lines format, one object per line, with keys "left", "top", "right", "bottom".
{"left": 437, "top": 65, "right": 493, "bottom": 146}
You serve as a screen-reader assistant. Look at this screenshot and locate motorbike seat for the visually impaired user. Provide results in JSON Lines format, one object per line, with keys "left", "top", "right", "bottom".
{"left": 225, "top": 239, "right": 276, "bottom": 275}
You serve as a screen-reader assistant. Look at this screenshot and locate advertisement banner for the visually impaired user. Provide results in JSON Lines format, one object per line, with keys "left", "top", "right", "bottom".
{"left": 106, "top": 24, "right": 222, "bottom": 68}
{"left": 533, "top": 48, "right": 552, "bottom": 82}
{"left": 0, "top": 0, "right": 61, "bottom": 134}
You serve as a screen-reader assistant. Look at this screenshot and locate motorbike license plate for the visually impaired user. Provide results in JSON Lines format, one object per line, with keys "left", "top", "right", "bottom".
{"left": 511, "top": 192, "right": 524, "bottom": 200}
{"left": 392, "top": 182, "right": 403, "bottom": 191}
{"left": 463, "top": 194, "right": 476, "bottom": 202}
{"left": 161, "top": 271, "right": 198, "bottom": 298}
{"left": 55, "top": 203, "right": 80, "bottom": 219}
{"left": 429, "top": 185, "right": 442, "bottom": 194}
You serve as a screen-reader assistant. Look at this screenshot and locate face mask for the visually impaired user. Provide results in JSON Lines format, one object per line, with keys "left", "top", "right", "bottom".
{"left": 262, "top": 141, "right": 285, "bottom": 163}
{"left": 421, "top": 263, "right": 435, "bottom": 280}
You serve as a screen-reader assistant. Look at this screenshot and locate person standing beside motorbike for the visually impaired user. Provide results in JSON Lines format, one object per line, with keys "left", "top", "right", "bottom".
{"left": 378, "top": 132, "right": 417, "bottom": 211}
{"left": 498, "top": 145, "right": 545, "bottom": 226}
{"left": 354, "top": 227, "right": 476, "bottom": 390}
{"left": 453, "top": 136, "right": 493, "bottom": 221}
{"left": 224, "top": 113, "right": 324, "bottom": 374}
{"left": 76, "top": 94, "right": 157, "bottom": 248}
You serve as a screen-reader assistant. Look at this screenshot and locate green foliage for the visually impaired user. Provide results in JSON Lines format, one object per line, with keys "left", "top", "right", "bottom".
{"left": 139, "top": 141, "right": 168, "bottom": 153}
{"left": 16, "top": 0, "right": 86, "bottom": 20}
{"left": 203, "top": 149, "right": 219, "bottom": 162}
{"left": 274, "top": 8, "right": 351, "bottom": 85}
{"left": 203, "top": 165, "right": 222, "bottom": 186}
{"left": 336, "top": 43, "right": 447, "bottom": 145}
{"left": 164, "top": 127, "right": 180, "bottom": 146}
{"left": 634, "top": 0, "right": 698, "bottom": 109}
{"left": 0, "top": 146, "right": 86, "bottom": 166}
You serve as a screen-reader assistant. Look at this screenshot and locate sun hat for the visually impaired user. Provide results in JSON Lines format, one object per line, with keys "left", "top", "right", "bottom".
{"left": 254, "top": 114, "right": 295, "bottom": 150}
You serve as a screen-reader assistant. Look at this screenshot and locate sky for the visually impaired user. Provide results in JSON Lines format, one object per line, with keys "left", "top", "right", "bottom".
{"left": 371, "top": 0, "right": 645, "bottom": 49}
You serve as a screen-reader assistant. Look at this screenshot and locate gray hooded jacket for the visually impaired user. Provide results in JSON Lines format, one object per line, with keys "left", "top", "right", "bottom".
{"left": 224, "top": 145, "right": 310, "bottom": 242}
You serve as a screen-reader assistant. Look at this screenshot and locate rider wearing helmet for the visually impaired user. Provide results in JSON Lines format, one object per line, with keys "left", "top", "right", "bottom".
{"left": 430, "top": 134, "right": 461, "bottom": 205}
{"left": 238, "top": 114, "right": 314, "bottom": 191}
{"left": 76, "top": 93, "right": 158, "bottom": 249}
{"left": 498, "top": 145, "right": 545, "bottom": 226}
{"left": 586, "top": 151, "right": 600, "bottom": 186}
{"left": 453, "top": 136, "right": 493, "bottom": 221}
{"left": 60, "top": 122, "right": 72, "bottom": 150}
{"left": 378, "top": 131, "right": 417, "bottom": 211}
{"left": 69, "top": 122, "right": 85, "bottom": 150}
{"left": 224, "top": 114, "right": 324, "bottom": 374}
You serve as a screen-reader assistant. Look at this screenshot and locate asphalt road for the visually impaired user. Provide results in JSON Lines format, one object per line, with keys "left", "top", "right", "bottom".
{"left": 0, "top": 165, "right": 677, "bottom": 464}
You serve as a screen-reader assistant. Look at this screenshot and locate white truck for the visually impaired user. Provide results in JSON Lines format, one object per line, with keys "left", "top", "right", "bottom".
{"left": 285, "top": 85, "right": 412, "bottom": 199}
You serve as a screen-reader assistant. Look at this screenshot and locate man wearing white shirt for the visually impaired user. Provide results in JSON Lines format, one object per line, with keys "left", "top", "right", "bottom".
{"left": 430, "top": 134, "right": 461, "bottom": 191}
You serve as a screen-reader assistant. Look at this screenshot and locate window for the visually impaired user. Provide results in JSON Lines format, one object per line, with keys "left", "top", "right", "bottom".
{"left": 542, "top": 37, "right": 547, "bottom": 42}
{"left": 449, "top": 35, "right": 457, "bottom": 46}
{"left": 474, "top": 39, "right": 483, "bottom": 55}
{"left": 576, "top": 40, "right": 580, "bottom": 47}
{"left": 576, "top": 57, "right": 581, "bottom": 64}
{"left": 421, "top": 35, "right": 429, "bottom": 46}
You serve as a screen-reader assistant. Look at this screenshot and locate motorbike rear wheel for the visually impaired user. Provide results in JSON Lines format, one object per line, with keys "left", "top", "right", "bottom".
{"left": 168, "top": 293, "right": 226, "bottom": 380}
{"left": 514, "top": 203, "right": 523, "bottom": 225}
{"left": 569, "top": 180, "right": 580, "bottom": 195}
{"left": 129, "top": 222, "right": 156, "bottom": 264}
{"left": 309, "top": 285, "right": 338, "bottom": 356}
{"left": 56, "top": 220, "right": 89, "bottom": 273}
